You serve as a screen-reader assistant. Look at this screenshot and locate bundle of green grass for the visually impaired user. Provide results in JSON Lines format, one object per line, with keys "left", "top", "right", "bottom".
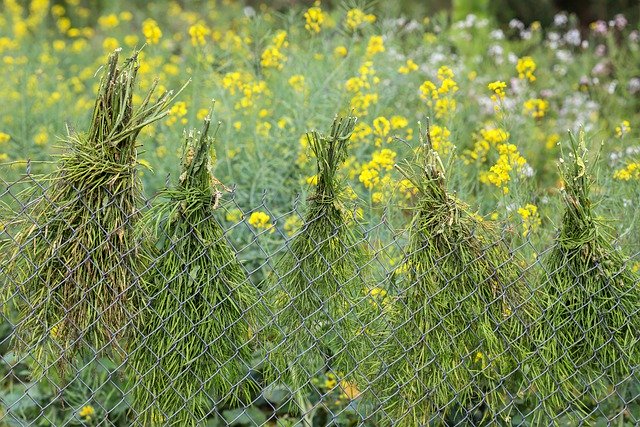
{"left": 374, "top": 123, "right": 531, "bottom": 425}
{"left": 1, "top": 49, "right": 182, "bottom": 373}
{"left": 264, "top": 115, "right": 384, "bottom": 403}
{"left": 128, "top": 112, "right": 263, "bottom": 426}
{"left": 531, "top": 131, "right": 639, "bottom": 419}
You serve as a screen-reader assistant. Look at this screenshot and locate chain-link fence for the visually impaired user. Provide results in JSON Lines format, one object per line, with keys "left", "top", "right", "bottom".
{"left": 1, "top": 162, "right": 638, "bottom": 427}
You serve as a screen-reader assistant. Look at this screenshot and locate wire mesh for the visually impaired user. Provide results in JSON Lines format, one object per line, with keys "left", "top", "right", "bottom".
{"left": 0, "top": 168, "right": 639, "bottom": 427}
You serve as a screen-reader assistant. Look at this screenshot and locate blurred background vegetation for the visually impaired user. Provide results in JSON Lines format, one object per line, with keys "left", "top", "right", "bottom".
{"left": 63, "top": 0, "right": 640, "bottom": 28}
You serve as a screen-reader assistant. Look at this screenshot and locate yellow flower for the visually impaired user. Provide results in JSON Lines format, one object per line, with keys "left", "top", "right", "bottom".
{"left": 523, "top": 98, "right": 548, "bottom": 119}
{"left": 0, "top": 132, "right": 10, "bottom": 144}
{"left": 256, "top": 121, "right": 271, "bottom": 137}
{"left": 516, "top": 56, "right": 537, "bottom": 82}
{"left": 365, "top": 35, "right": 385, "bottom": 57}
{"left": 429, "top": 125, "right": 453, "bottom": 155}
{"left": 166, "top": 101, "right": 187, "bottom": 126}
{"left": 288, "top": 74, "right": 305, "bottom": 92}
{"left": 119, "top": 11, "right": 133, "bottom": 21}
{"left": 34, "top": 129, "right": 48, "bottom": 146}
{"left": 79, "top": 405, "right": 95, "bottom": 420}
{"left": 546, "top": 133, "right": 560, "bottom": 150}
{"left": 488, "top": 81, "right": 507, "bottom": 102}
{"left": 517, "top": 204, "right": 541, "bottom": 237}
{"left": 434, "top": 98, "right": 456, "bottom": 118}
{"left": 188, "top": 23, "right": 210, "bottom": 46}
{"left": 142, "top": 18, "right": 162, "bottom": 45}
{"left": 398, "top": 59, "right": 418, "bottom": 74}
{"left": 345, "top": 8, "right": 376, "bottom": 31}
{"left": 390, "top": 116, "right": 408, "bottom": 129}
{"left": 304, "top": 4, "right": 325, "bottom": 33}
{"left": 334, "top": 45, "right": 348, "bottom": 57}
{"left": 196, "top": 108, "right": 209, "bottom": 121}
{"left": 248, "top": 211, "right": 274, "bottom": 232}
{"left": 102, "top": 37, "right": 119, "bottom": 51}
{"left": 438, "top": 78, "right": 458, "bottom": 95}
{"left": 479, "top": 143, "right": 527, "bottom": 194}
{"left": 359, "top": 166, "right": 379, "bottom": 189}
{"left": 615, "top": 120, "right": 631, "bottom": 138}
{"left": 261, "top": 32, "right": 288, "bottom": 70}
{"left": 419, "top": 80, "right": 438, "bottom": 101}
{"left": 437, "top": 66, "right": 454, "bottom": 81}
{"left": 373, "top": 116, "right": 391, "bottom": 142}
{"left": 98, "top": 13, "right": 119, "bottom": 29}
{"left": 613, "top": 162, "right": 639, "bottom": 181}
{"left": 370, "top": 149, "right": 396, "bottom": 170}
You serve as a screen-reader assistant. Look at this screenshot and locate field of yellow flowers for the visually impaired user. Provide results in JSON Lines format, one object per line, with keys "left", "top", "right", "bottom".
{"left": 0, "top": 0, "right": 639, "bottom": 425}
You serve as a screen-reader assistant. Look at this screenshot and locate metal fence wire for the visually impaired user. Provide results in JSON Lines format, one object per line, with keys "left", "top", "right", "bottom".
{"left": 0, "top": 161, "right": 639, "bottom": 427}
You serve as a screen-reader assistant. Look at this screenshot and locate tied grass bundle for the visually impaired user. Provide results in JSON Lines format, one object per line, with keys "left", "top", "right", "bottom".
{"left": 376, "top": 123, "right": 529, "bottom": 425}
{"left": 129, "top": 113, "right": 262, "bottom": 427}
{"left": 2, "top": 49, "right": 184, "bottom": 372}
{"left": 265, "top": 115, "right": 382, "bottom": 397}
{"left": 532, "top": 131, "right": 639, "bottom": 417}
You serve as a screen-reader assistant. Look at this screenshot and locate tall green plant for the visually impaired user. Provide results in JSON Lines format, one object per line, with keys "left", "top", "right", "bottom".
{"left": 264, "top": 115, "right": 384, "bottom": 404}
{"left": 128, "top": 111, "right": 263, "bottom": 427}
{"left": 374, "top": 122, "right": 531, "bottom": 425}
{"left": 531, "top": 130, "right": 639, "bottom": 419}
{"left": 1, "top": 49, "right": 184, "bottom": 373}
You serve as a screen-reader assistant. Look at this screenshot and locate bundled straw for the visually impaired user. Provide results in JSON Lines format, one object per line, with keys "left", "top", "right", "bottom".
{"left": 129, "top": 111, "right": 262, "bottom": 426}
{"left": 374, "top": 122, "right": 530, "bottom": 425}
{"left": 1, "top": 49, "right": 184, "bottom": 372}
{"left": 531, "top": 130, "right": 639, "bottom": 418}
{"left": 265, "top": 115, "right": 383, "bottom": 401}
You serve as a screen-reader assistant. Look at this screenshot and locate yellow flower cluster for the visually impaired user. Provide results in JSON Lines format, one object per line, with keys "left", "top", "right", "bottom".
{"left": 345, "top": 61, "right": 379, "bottom": 116}
{"left": 261, "top": 30, "right": 288, "bottom": 70}
{"left": 516, "top": 56, "right": 537, "bottom": 82}
{"left": 488, "top": 81, "right": 506, "bottom": 102}
{"left": 166, "top": 101, "right": 187, "bottom": 126}
{"left": 463, "top": 127, "right": 510, "bottom": 165}
{"left": 419, "top": 66, "right": 458, "bottom": 118}
{"left": 248, "top": 211, "right": 274, "bottom": 232}
{"left": 429, "top": 125, "right": 453, "bottom": 156}
{"left": 345, "top": 8, "right": 376, "bottom": 32}
{"left": 334, "top": 45, "right": 348, "bottom": 57}
{"left": 359, "top": 148, "right": 397, "bottom": 203}
{"left": 479, "top": 142, "right": 527, "bottom": 194}
{"left": 366, "top": 35, "right": 385, "bottom": 57}
{"left": 288, "top": 74, "right": 305, "bottom": 93}
{"left": 373, "top": 116, "right": 391, "bottom": 146}
{"left": 398, "top": 59, "right": 418, "bottom": 74}
{"left": 79, "top": 405, "right": 95, "bottom": 421}
{"left": 545, "top": 133, "right": 560, "bottom": 150}
{"left": 98, "top": 13, "right": 119, "bottom": 29}
{"left": 188, "top": 23, "right": 210, "bottom": 47}
{"left": 517, "top": 204, "right": 541, "bottom": 237}
{"left": 523, "top": 98, "right": 549, "bottom": 119}
{"left": 615, "top": 120, "right": 631, "bottom": 138}
{"left": 142, "top": 18, "right": 162, "bottom": 45}
{"left": 304, "top": 4, "right": 325, "bottom": 33}
{"left": 221, "top": 71, "right": 268, "bottom": 110}
{"left": 0, "top": 132, "right": 11, "bottom": 144}
{"left": 613, "top": 162, "right": 639, "bottom": 181}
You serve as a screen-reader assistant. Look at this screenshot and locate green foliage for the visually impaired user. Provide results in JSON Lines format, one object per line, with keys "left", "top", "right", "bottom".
{"left": 0, "top": 49, "right": 183, "bottom": 375}
{"left": 531, "top": 130, "right": 640, "bottom": 420}
{"left": 128, "top": 112, "right": 263, "bottom": 427}
{"left": 264, "top": 115, "right": 385, "bottom": 398}
{"left": 373, "top": 123, "right": 534, "bottom": 425}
